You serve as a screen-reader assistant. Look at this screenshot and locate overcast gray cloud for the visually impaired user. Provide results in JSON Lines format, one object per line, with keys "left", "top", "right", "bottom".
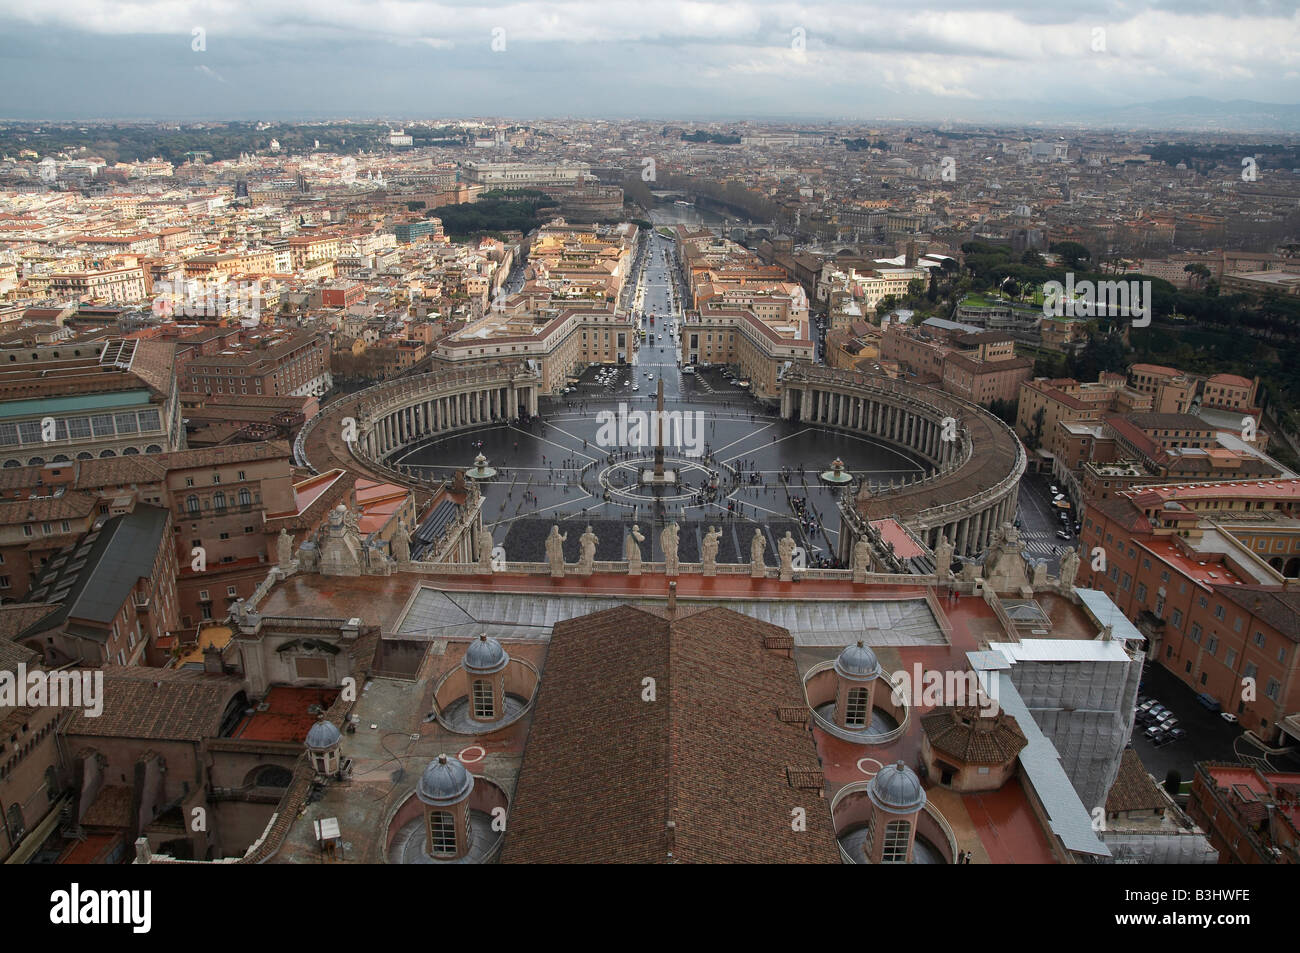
{"left": 0, "top": 1, "right": 1297, "bottom": 123}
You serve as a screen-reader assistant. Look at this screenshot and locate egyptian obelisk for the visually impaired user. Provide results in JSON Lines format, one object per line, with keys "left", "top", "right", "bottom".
{"left": 653, "top": 377, "right": 665, "bottom": 478}
{"left": 640, "top": 377, "right": 676, "bottom": 486}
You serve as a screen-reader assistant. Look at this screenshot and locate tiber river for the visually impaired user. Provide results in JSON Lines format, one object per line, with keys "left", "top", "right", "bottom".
{"left": 648, "top": 203, "right": 733, "bottom": 227}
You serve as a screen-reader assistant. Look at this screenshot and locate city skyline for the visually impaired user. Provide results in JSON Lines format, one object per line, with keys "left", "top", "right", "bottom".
{"left": 0, "top": 0, "right": 1297, "bottom": 901}
{"left": 1, "top": 1, "right": 1299, "bottom": 129}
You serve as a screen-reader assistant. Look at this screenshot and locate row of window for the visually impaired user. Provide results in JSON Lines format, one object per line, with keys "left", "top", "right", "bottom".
{"left": 2, "top": 445, "right": 166, "bottom": 468}
{"left": 183, "top": 489, "right": 254, "bottom": 514}
{"left": 185, "top": 470, "right": 247, "bottom": 486}
{"left": 0, "top": 409, "right": 163, "bottom": 448}
{"left": 197, "top": 586, "right": 241, "bottom": 601}
{"left": 0, "top": 717, "right": 56, "bottom": 782}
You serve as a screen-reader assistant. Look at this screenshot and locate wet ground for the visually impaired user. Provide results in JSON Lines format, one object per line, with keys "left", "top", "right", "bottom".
{"left": 396, "top": 230, "right": 926, "bottom": 566}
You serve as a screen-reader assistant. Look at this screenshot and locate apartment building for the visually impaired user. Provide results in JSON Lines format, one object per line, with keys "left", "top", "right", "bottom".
{"left": 1016, "top": 374, "right": 1150, "bottom": 448}
{"left": 681, "top": 306, "right": 814, "bottom": 398}
{"left": 288, "top": 234, "right": 342, "bottom": 270}
{"left": 164, "top": 442, "right": 296, "bottom": 626}
{"left": 1080, "top": 479, "right": 1300, "bottom": 743}
{"left": 17, "top": 504, "right": 179, "bottom": 669}
{"left": 179, "top": 330, "right": 332, "bottom": 398}
{"left": 0, "top": 491, "right": 100, "bottom": 601}
{"left": 461, "top": 161, "right": 589, "bottom": 189}
{"left": 1128, "top": 364, "right": 1195, "bottom": 414}
{"left": 1187, "top": 763, "right": 1299, "bottom": 864}
{"left": 435, "top": 304, "right": 634, "bottom": 391}
{"left": 0, "top": 437, "right": 298, "bottom": 628}
{"left": 881, "top": 322, "right": 1032, "bottom": 407}
{"left": 48, "top": 266, "right": 146, "bottom": 304}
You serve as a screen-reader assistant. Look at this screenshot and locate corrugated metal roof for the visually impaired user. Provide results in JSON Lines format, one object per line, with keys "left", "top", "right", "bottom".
{"left": 971, "top": 652, "right": 1111, "bottom": 857}
{"left": 991, "top": 639, "right": 1131, "bottom": 663}
{"left": 395, "top": 586, "right": 947, "bottom": 646}
{"left": 1074, "top": 588, "right": 1144, "bottom": 642}
{"left": 21, "top": 504, "right": 169, "bottom": 637}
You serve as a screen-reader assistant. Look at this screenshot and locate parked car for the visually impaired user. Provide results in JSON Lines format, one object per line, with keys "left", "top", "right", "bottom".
{"left": 1139, "top": 705, "right": 1169, "bottom": 726}
{"left": 1167, "top": 727, "right": 1187, "bottom": 742}
{"left": 1144, "top": 724, "right": 1167, "bottom": 741}
{"left": 1056, "top": 530, "right": 1072, "bottom": 540}
{"left": 1138, "top": 699, "right": 1157, "bottom": 713}
{"left": 1152, "top": 732, "right": 1176, "bottom": 748}
{"left": 1221, "top": 712, "right": 1239, "bottom": 724}
{"left": 1196, "top": 692, "right": 1222, "bottom": 713}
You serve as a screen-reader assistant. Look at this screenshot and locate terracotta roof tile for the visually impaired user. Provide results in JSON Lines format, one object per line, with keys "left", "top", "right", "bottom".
{"left": 920, "top": 706, "right": 1028, "bottom": 764}
{"left": 501, "top": 605, "right": 840, "bottom": 864}
{"left": 1105, "top": 748, "right": 1167, "bottom": 814}
{"left": 65, "top": 665, "right": 244, "bottom": 742}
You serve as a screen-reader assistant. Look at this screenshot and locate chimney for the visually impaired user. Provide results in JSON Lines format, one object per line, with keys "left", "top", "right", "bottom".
{"left": 667, "top": 581, "right": 677, "bottom": 617}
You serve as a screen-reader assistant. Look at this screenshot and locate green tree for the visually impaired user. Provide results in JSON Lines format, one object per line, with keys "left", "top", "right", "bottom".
{"left": 1050, "top": 241, "right": 1091, "bottom": 271}
{"left": 1183, "top": 263, "right": 1212, "bottom": 289}
{"left": 1027, "top": 407, "right": 1047, "bottom": 449}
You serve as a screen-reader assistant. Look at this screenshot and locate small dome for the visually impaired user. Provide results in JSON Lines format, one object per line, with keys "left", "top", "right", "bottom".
{"left": 463, "top": 634, "right": 508, "bottom": 675}
{"left": 869, "top": 761, "right": 926, "bottom": 814}
{"left": 305, "top": 719, "right": 341, "bottom": 750}
{"left": 417, "top": 754, "right": 475, "bottom": 807}
{"left": 835, "top": 640, "right": 881, "bottom": 681}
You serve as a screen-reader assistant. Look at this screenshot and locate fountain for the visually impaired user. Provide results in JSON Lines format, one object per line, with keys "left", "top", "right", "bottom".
{"left": 467, "top": 453, "right": 497, "bottom": 480}
{"left": 820, "top": 458, "right": 853, "bottom": 486}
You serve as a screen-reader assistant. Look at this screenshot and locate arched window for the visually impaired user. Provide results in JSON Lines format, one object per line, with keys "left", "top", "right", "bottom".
{"left": 845, "top": 687, "right": 870, "bottom": 727}
{"left": 145, "top": 445, "right": 162, "bottom": 454}
{"left": 99, "top": 449, "right": 116, "bottom": 458}
{"left": 75, "top": 452, "right": 93, "bottom": 461}
{"left": 27, "top": 457, "right": 44, "bottom": 467}
{"left": 472, "top": 679, "right": 494, "bottom": 719}
{"left": 6, "top": 803, "right": 23, "bottom": 842}
{"left": 253, "top": 765, "right": 293, "bottom": 789}
{"left": 429, "top": 810, "right": 457, "bottom": 856}
{"left": 122, "top": 446, "right": 140, "bottom": 455}
{"left": 882, "top": 819, "right": 911, "bottom": 863}
{"left": 238, "top": 488, "right": 252, "bottom": 507}
{"left": 213, "top": 491, "right": 227, "bottom": 512}
{"left": 186, "top": 495, "right": 200, "bottom": 515}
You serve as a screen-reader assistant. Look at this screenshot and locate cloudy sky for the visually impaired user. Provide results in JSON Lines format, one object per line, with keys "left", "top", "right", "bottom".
{"left": 0, "top": 1, "right": 1297, "bottom": 124}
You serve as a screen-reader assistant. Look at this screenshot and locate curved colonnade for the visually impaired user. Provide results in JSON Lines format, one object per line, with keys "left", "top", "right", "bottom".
{"left": 298, "top": 361, "right": 1023, "bottom": 563}
{"left": 296, "top": 361, "right": 543, "bottom": 483}
{"left": 779, "top": 365, "right": 1025, "bottom": 558}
